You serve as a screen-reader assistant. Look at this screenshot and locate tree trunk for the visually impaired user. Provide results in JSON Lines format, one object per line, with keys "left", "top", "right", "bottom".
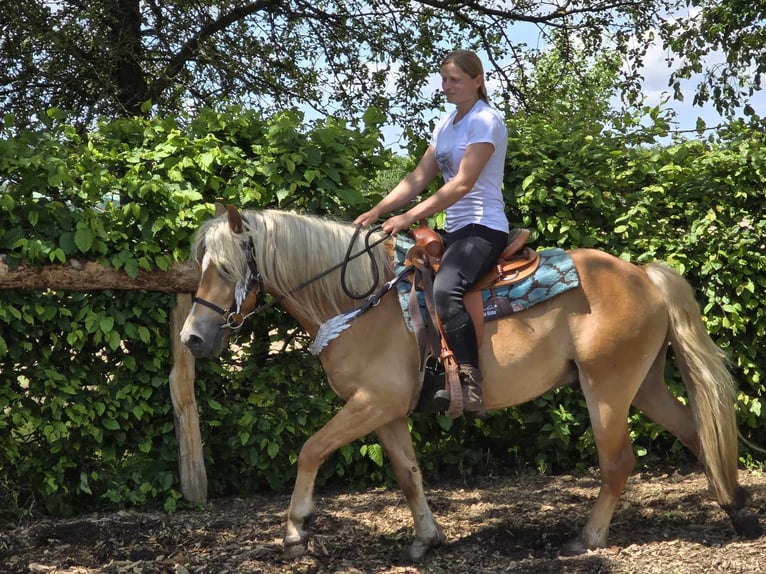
{"left": 104, "top": 0, "right": 148, "bottom": 116}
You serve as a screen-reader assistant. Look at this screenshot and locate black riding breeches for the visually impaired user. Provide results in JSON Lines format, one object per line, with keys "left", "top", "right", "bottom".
{"left": 433, "top": 224, "right": 508, "bottom": 367}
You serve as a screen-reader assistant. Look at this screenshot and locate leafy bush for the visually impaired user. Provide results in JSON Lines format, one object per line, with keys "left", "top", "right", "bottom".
{"left": 0, "top": 107, "right": 393, "bottom": 518}
{"left": 1, "top": 103, "right": 764, "bottom": 521}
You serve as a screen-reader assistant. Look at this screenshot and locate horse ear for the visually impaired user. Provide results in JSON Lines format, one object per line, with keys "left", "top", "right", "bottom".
{"left": 226, "top": 204, "right": 244, "bottom": 234}
{"left": 214, "top": 202, "right": 226, "bottom": 217}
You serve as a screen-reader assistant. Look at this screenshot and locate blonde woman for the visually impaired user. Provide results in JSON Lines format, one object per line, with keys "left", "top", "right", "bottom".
{"left": 355, "top": 49, "right": 508, "bottom": 414}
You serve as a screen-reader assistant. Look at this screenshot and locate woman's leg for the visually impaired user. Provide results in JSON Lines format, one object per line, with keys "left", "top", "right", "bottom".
{"left": 432, "top": 224, "right": 507, "bottom": 411}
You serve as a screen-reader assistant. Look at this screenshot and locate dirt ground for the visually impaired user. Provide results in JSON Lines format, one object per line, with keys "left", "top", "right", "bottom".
{"left": 2, "top": 466, "right": 765, "bottom": 574}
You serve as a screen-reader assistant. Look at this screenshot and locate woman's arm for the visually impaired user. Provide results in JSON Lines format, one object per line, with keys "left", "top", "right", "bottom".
{"left": 353, "top": 146, "right": 440, "bottom": 227}
{"left": 381, "top": 142, "right": 494, "bottom": 235}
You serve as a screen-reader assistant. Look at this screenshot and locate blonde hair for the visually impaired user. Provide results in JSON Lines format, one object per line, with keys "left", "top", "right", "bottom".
{"left": 441, "top": 49, "right": 488, "bottom": 103}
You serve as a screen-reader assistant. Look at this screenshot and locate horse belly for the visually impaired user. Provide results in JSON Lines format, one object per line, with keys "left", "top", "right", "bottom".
{"left": 479, "top": 297, "right": 578, "bottom": 409}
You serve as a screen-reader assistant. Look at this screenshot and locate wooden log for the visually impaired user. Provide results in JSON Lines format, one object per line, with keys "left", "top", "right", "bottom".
{"left": 0, "top": 258, "right": 199, "bottom": 292}
{"left": 169, "top": 293, "right": 207, "bottom": 505}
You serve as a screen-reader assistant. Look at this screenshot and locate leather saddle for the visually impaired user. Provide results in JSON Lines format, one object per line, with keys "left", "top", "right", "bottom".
{"left": 405, "top": 220, "right": 539, "bottom": 348}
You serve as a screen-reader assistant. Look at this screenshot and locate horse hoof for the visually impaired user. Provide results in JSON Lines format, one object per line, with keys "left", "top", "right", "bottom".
{"left": 731, "top": 512, "right": 762, "bottom": 539}
{"left": 283, "top": 539, "right": 308, "bottom": 559}
{"left": 400, "top": 530, "right": 446, "bottom": 564}
{"left": 399, "top": 541, "right": 432, "bottom": 564}
{"left": 560, "top": 538, "right": 588, "bottom": 556}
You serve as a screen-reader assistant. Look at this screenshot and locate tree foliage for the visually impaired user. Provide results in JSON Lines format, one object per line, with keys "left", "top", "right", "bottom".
{"left": 663, "top": 0, "right": 766, "bottom": 114}
{"left": 2, "top": 0, "right": 764, "bottom": 139}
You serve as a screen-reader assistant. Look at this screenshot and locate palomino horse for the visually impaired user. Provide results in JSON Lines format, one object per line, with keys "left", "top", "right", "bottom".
{"left": 180, "top": 205, "right": 760, "bottom": 562}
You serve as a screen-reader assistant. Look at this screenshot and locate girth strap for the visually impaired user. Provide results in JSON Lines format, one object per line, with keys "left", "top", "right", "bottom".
{"left": 408, "top": 263, "right": 441, "bottom": 372}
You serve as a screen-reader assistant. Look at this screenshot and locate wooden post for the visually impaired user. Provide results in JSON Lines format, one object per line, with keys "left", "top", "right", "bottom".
{"left": 169, "top": 293, "right": 208, "bottom": 505}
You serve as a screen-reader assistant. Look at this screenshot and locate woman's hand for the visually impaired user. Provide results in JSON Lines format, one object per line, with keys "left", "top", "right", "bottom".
{"left": 353, "top": 206, "right": 415, "bottom": 236}
{"left": 380, "top": 212, "right": 416, "bottom": 236}
{"left": 353, "top": 207, "right": 380, "bottom": 227}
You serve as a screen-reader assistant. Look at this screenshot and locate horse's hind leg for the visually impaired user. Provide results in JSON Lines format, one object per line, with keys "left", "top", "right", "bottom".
{"left": 632, "top": 347, "right": 762, "bottom": 538}
{"left": 570, "top": 375, "right": 638, "bottom": 553}
{"left": 376, "top": 418, "right": 445, "bottom": 562}
{"left": 631, "top": 345, "right": 701, "bottom": 458}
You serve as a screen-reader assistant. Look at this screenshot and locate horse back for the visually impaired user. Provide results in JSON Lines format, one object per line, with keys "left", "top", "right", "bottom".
{"left": 479, "top": 248, "right": 669, "bottom": 409}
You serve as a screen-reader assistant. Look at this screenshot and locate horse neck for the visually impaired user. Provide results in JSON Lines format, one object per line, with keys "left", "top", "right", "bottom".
{"left": 245, "top": 210, "right": 364, "bottom": 328}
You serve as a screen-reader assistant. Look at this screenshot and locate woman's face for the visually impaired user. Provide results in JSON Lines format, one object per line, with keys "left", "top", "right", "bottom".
{"left": 440, "top": 62, "right": 482, "bottom": 107}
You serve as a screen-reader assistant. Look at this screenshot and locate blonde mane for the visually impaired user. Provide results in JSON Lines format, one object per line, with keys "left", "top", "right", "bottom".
{"left": 192, "top": 209, "right": 393, "bottom": 326}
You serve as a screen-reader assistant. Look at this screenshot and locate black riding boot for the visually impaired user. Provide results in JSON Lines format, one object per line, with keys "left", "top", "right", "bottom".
{"left": 433, "top": 321, "right": 484, "bottom": 414}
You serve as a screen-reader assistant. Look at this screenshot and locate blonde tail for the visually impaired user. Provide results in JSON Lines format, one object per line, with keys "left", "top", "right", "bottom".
{"left": 644, "top": 263, "right": 738, "bottom": 506}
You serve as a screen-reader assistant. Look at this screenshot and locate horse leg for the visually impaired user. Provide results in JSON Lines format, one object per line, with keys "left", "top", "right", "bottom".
{"left": 632, "top": 346, "right": 701, "bottom": 458}
{"left": 375, "top": 418, "right": 445, "bottom": 562}
{"left": 566, "top": 378, "right": 637, "bottom": 554}
{"left": 283, "top": 394, "right": 397, "bottom": 558}
{"left": 632, "top": 348, "right": 762, "bottom": 538}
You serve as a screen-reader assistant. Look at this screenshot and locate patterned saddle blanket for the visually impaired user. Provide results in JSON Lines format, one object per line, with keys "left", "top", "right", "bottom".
{"left": 393, "top": 236, "right": 580, "bottom": 332}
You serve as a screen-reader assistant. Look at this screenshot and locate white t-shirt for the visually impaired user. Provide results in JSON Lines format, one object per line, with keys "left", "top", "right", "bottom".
{"left": 430, "top": 99, "right": 508, "bottom": 233}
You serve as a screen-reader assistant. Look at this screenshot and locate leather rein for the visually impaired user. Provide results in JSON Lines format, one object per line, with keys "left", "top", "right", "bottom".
{"left": 192, "top": 225, "right": 390, "bottom": 330}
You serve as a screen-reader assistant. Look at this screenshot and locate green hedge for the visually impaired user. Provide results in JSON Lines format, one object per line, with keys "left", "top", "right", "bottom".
{"left": 0, "top": 107, "right": 392, "bottom": 517}
{"left": 0, "top": 106, "right": 763, "bottom": 521}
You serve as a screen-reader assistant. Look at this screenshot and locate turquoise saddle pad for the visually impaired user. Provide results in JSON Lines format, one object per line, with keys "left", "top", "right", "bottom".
{"left": 393, "top": 235, "right": 580, "bottom": 332}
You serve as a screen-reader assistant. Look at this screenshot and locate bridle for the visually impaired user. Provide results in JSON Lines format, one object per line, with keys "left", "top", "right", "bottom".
{"left": 192, "top": 236, "right": 266, "bottom": 330}
{"left": 191, "top": 225, "right": 390, "bottom": 331}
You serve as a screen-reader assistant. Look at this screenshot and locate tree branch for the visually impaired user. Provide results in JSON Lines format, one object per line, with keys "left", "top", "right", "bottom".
{"left": 145, "top": 0, "right": 281, "bottom": 106}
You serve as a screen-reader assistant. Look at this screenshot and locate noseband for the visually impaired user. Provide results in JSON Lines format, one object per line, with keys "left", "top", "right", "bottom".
{"left": 192, "top": 236, "right": 265, "bottom": 330}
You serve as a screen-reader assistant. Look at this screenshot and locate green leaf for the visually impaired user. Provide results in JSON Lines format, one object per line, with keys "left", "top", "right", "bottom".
{"left": 436, "top": 415, "right": 453, "bottom": 431}
{"left": 137, "top": 326, "right": 151, "bottom": 344}
{"left": 365, "top": 443, "right": 384, "bottom": 467}
{"left": 74, "top": 227, "right": 94, "bottom": 253}
{"left": 108, "top": 330, "right": 121, "bottom": 350}
{"left": 164, "top": 497, "right": 177, "bottom": 513}
{"left": 49, "top": 248, "right": 67, "bottom": 263}
{"left": 124, "top": 259, "right": 139, "bottom": 279}
{"left": 522, "top": 174, "right": 535, "bottom": 190}
{"left": 59, "top": 232, "right": 76, "bottom": 254}
{"left": 208, "top": 399, "right": 222, "bottom": 411}
{"left": 99, "top": 316, "right": 114, "bottom": 332}
{"left": 79, "top": 472, "right": 92, "bottom": 495}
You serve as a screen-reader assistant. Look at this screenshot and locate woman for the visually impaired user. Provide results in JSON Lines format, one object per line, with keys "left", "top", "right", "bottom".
{"left": 354, "top": 49, "right": 508, "bottom": 414}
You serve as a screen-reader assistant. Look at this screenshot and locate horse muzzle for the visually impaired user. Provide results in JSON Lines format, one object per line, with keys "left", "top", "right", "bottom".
{"left": 180, "top": 314, "right": 228, "bottom": 358}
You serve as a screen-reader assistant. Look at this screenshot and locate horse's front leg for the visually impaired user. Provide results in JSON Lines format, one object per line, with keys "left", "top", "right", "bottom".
{"left": 375, "top": 418, "right": 445, "bottom": 562}
{"left": 283, "top": 395, "right": 394, "bottom": 558}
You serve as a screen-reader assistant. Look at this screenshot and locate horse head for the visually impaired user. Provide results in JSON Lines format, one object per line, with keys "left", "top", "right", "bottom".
{"left": 180, "top": 204, "right": 263, "bottom": 358}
